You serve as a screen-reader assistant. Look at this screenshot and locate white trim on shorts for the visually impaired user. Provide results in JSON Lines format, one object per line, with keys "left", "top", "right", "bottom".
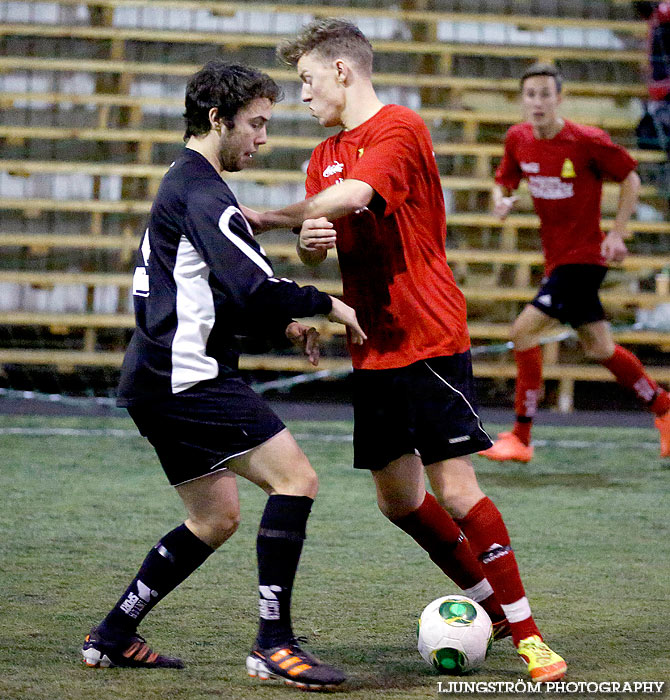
{"left": 170, "top": 427, "right": 287, "bottom": 487}
{"left": 422, "top": 359, "right": 492, "bottom": 444}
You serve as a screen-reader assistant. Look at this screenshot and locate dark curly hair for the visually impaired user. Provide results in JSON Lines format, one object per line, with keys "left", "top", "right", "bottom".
{"left": 276, "top": 18, "right": 373, "bottom": 77}
{"left": 183, "top": 61, "right": 282, "bottom": 140}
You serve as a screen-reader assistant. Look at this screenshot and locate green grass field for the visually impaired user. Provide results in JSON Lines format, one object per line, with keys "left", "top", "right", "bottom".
{"left": 1, "top": 413, "right": 669, "bottom": 700}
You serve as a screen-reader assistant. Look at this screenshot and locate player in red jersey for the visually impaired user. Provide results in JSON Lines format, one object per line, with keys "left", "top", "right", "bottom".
{"left": 478, "top": 63, "right": 670, "bottom": 464}
{"left": 249, "top": 20, "right": 567, "bottom": 682}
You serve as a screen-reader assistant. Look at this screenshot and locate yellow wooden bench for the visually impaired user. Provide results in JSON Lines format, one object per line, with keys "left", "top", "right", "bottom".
{"left": 0, "top": 98, "right": 643, "bottom": 145}
{"left": 0, "top": 56, "right": 648, "bottom": 101}
{"left": 6, "top": 0, "right": 647, "bottom": 38}
{"left": 0, "top": 22, "right": 647, "bottom": 67}
{"left": 1, "top": 346, "right": 668, "bottom": 413}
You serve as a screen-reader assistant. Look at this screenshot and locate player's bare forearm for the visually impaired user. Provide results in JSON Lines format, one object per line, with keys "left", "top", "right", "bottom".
{"left": 258, "top": 179, "right": 375, "bottom": 230}
{"left": 492, "top": 184, "right": 518, "bottom": 220}
{"left": 611, "top": 170, "right": 641, "bottom": 238}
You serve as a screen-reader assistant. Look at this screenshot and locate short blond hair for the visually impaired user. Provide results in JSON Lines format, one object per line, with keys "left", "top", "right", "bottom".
{"left": 277, "top": 18, "right": 373, "bottom": 77}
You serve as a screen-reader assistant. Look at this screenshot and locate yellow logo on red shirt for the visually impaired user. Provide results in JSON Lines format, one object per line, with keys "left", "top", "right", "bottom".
{"left": 561, "top": 158, "right": 576, "bottom": 178}
{"left": 358, "top": 147, "right": 365, "bottom": 158}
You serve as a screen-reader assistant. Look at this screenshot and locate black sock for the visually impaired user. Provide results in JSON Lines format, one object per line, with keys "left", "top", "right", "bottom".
{"left": 98, "top": 523, "right": 214, "bottom": 639}
{"left": 256, "top": 494, "right": 313, "bottom": 649}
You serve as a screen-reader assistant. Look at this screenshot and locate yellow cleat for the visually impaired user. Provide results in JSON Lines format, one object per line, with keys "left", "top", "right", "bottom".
{"left": 517, "top": 635, "right": 566, "bottom": 682}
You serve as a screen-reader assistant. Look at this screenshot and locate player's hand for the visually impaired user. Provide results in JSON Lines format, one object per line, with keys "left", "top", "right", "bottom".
{"left": 299, "top": 218, "right": 337, "bottom": 251}
{"left": 493, "top": 195, "right": 518, "bottom": 220}
{"left": 601, "top": 231, "right": 628, "bottom": 263}
{"left": 327, "top": 297, "right": 367, "bottom": 345}
{"left": 285, "top": 321, "right": 321, "bottom": 366}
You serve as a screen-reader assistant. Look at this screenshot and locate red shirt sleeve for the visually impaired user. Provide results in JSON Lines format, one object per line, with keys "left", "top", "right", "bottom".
{"left": 305, "top": 148, "right": 322, "bottom": 199}
{"left": 585, "top": 128, "right": 638, "bottom": 182}
{"left": 495, "top": 128, "right": 523, "bottom": 190}
{"left": 346, "top": 118, "right": 418, "bottom": 216}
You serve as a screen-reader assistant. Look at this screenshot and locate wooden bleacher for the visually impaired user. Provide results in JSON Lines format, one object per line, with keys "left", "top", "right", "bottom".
{"left": 2, "top": 0, "right": 670, "bottom": 409}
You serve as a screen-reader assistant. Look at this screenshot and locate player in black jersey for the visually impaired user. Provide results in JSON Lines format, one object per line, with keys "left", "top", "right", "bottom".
{"left": 81, "top": 61, "right": 364, "bottom": 690}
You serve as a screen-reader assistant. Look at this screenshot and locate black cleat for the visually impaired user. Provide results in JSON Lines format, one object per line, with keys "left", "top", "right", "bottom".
{"left": 82, "top": 627, "right": 184, "bottom": 669}
{"left": 246, "top": 638, "right": 346, "bottom": 691}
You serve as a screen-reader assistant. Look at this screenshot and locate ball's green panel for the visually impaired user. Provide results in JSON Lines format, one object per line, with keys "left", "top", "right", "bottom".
{"left": 432, "top": 647, "right": 467, "bottom": 673}
{"left": 438, "top": 599, "right": 477, "bottom": 625}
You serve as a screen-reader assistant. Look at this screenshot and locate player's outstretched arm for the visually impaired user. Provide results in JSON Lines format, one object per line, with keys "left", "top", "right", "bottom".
{"left": 492, "top": 184, "right": 519, "bottom": 220}
{"left": 252, "top": 179, "right": 375, "bottom": 232}
{"left": 327, "top": 296, "right": 367, "bottom": 345}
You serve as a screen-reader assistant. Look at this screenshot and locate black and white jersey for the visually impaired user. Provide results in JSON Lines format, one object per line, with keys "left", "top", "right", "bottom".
{"left": 117, "top": 149, "right": 332, "bottom": 406}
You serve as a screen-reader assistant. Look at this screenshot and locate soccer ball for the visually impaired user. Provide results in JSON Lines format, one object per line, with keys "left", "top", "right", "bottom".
{"left": 417, "top": 595, "right": 493, "bottom": 674}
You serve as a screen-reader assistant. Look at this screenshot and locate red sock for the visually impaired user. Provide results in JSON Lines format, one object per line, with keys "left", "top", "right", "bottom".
{"left": 601, "top": 345, "right": 670, "bottom": 415}
{"left": 513, "top": 347, "right": 543, "bottom": 444}
{"left": 456, "top": 497, "right": 540, "bottom": 645}
{"left": 391, "top": 493, "right": 504, "bottom": 621}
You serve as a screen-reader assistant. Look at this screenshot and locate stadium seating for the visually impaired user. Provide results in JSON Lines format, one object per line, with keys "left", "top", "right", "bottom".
{"left": 1, "top": 0, "right": 670, "bottom": 409}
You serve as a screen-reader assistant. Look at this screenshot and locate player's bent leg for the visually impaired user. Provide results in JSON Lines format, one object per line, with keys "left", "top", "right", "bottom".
{"left": 176, "top": 469, "right": 241, "bottom": 548}
{"left": 230, "top": 431, "right": 345, "bottom": 689}
{"left": 479, "top": 305, "right": 557, "bottom": 462}
{"left": 371, "top": 453, "right": 426, "bottom": 519}
{"left": 83, "top": 473, "right": 236, "bottom": 670}
{"left": 424, "top": 455, "right": 485, "bottom": 520}
{"left": 228, "top": 428, "right": 318, "bottom": 498}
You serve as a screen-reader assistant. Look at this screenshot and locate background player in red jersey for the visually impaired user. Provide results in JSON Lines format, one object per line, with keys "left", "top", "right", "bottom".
{"left": 251, "top": 19, "right": 567, "bottom": 682}
{"left": 479, "top": 63, "right": 670, "bottom": 464}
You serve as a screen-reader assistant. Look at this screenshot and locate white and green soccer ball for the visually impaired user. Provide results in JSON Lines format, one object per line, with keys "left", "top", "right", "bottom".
{"left": 417, "top": 595, "right": 493, "bottom": 674}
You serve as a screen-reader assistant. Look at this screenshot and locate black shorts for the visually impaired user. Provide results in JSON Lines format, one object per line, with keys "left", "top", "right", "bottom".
{"left": 531, "top": 264, "right": 608, "bottom": 328}
{"left": 352, "top": 351, "right": 493, "bottom": 471}
{"left": 127, "top": 376, "right": 285, "bottom": 487}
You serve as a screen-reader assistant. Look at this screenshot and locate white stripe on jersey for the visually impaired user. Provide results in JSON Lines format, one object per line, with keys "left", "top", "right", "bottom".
{"left": 218, "top": 206, "right": 273, "bottom": 277}
{"left": 171, "top": 235, "right": 219, "bottom": 393}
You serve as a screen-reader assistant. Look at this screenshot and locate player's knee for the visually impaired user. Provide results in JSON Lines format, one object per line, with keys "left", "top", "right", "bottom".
{"left": 377, "top": 493, "right": 422, "bottom": 520}
{"left": 434, "top": 485, "right": 484, "bottom": 520}
{"left": 273, "top": 462, "right": 319, "bottom": 499}
{"left": 510, "top": 324, "right": 530, "bottom": 349}
{"left": 191, "top": 511, "right": 240, "bottom": 549}
{"left": 582, "top": 341, "right": 612, "bottom": 362}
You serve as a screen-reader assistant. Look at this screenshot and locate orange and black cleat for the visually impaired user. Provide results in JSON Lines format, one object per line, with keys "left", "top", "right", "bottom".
{"left": 82, "top": 627, "right": 184, "bottom": 669}
{"left": 246, "top": 639, "right": 346, "bottom": 691}
{"left": 491, "top": 616, "right": 512, "bottom": 642}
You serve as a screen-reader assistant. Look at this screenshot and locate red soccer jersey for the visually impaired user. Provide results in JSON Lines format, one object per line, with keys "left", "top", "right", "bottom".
{"left": 305, "top": 104, "right": 470, "bottom": 370}
{"left": 495, "top": 120, "right": 637, "bottom": 275}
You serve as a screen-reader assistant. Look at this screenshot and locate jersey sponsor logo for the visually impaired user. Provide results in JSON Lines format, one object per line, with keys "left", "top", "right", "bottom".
{"left": 528, "top": 175, "right": 574, "bottom": 200}
{"left": 357, "top": 147, "right": 365, "bottom": 158}
{"left": 561, "top": 158, "right": 576, "bottom": 178}
{"left": 521, "top": 161, "right": 540, "bottom": 173}
{"left": 322, "top": 160, "right": 344, "bottom": 178}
